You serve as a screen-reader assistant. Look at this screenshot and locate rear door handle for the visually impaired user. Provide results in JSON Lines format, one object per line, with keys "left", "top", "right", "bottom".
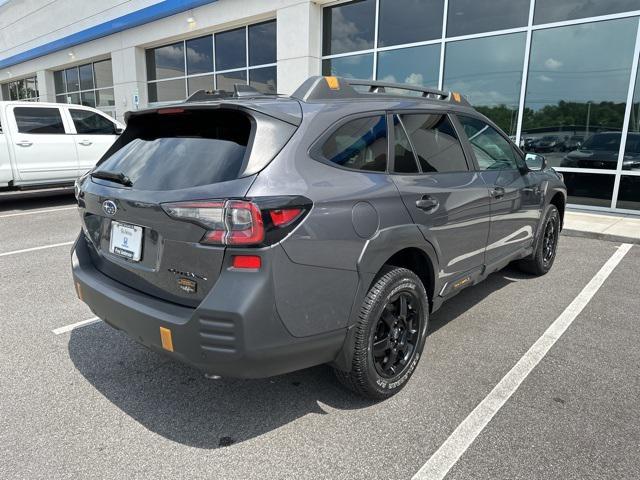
{"left": 416, "top": 195, "right": 439, "bottom": 211}
{"left": 490, "top": 187, "right": 505, "bottom": 199}
{"left": 79, "top": 140, "right": 93, "bottom": 146}
{"left": 16, "top": 140, "right": 33, "bottom": 147}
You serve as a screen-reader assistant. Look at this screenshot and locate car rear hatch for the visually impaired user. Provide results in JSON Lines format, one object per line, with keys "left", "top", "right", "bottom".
{"left": 77, "top": 102, "right": 300, "bottom": 307}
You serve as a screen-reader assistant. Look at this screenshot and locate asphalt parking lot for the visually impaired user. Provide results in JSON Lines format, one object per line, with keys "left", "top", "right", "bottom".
{"left": 1, "top": 193, "right": 639, "bottom": 480}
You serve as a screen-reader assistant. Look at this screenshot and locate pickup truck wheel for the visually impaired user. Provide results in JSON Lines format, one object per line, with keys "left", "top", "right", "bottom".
{"left": 517, "top": 204, "right": 560, "bottom": 276}
{"left": 334, "top": 266, "right": 428, "bottom": 400}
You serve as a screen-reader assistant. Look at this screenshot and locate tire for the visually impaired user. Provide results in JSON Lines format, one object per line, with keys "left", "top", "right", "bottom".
{"left": 334, "top": 266, "right": 429, "bottom": 400}
{"left": 517, "top": 204, "right": 560, "bottom": 276}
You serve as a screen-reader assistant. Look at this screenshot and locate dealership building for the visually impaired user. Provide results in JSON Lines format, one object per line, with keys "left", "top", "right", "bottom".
{"left": 1, "top": 0, "right": 640, "bottom": 213}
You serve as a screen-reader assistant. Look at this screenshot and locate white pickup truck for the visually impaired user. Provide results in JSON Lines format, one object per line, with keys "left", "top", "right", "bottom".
{"left": 0, "top": 101, "right": 124, "bottom": 190}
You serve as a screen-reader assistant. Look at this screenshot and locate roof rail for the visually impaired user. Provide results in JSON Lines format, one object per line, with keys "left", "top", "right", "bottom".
{"left": 185, "top": 83, "right": 265, "bottom": 102}
{"left": 291, "top": 76, "right": 469, "bottom": 106}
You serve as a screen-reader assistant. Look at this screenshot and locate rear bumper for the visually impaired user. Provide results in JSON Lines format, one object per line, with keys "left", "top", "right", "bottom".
{"left": 71, "top": 234, "right": 346, "bottom": 378}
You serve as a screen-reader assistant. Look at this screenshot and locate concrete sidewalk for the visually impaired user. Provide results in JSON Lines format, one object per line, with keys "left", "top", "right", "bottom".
{"left": 562, "top": 210, "right": 640, "bottom": 244}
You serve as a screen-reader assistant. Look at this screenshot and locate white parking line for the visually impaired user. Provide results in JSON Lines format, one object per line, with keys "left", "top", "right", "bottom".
{"left": 413, "top": 243, "right": 633, "bottom": 480}
{"left": 0, "top": 241, "right": 75, "bottom": 257}
{"left": 52, "top": 317, "right": 101, "bottom": 335}
{"left": 0, "top": 206, "right": 76, "bottom": 218}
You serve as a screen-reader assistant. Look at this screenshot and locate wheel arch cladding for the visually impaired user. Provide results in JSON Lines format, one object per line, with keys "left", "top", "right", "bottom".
{"left": 550, "top": 191, "right": 566, "bottom": 229}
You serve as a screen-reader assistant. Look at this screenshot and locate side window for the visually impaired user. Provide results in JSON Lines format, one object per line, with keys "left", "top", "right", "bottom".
{"left": 457, "top": 116, "right": 519, "bottom": 170}
{"left": 70, "top": 109, "right": 116, "bottom": 135}
{"left": 393, "top": 115, "right": 419, "bottom": 173}
{"left": 399, "top": 113, "right": 468, "bottom": 172}
{"left": 320, "top": 115, "right": 387, "bottom": 172}
{"left": 14, "top": 107, "right": 65, "bottom": 134}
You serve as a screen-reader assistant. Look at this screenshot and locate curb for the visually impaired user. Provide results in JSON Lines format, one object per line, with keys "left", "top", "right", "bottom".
{"left": 561, "top": 228, "right": 640, "bottom": 245}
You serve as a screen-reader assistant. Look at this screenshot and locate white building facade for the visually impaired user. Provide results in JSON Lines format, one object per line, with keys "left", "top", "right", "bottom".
{"left": 1, "top": 0, "right": 640, "bottom": 213}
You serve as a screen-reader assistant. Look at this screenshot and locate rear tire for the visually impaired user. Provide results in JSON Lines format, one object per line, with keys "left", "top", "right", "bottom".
{"left": 334, "top": 266, "right": 428, "bottom": 400}
{"left": 517, "top": 204, "right": 560, "bottom": 276}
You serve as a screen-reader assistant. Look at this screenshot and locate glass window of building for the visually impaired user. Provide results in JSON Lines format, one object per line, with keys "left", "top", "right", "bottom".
{"left": 322, "top": 0, "right": 376, "bottom": 56}
{"left": 522, "top": 18, "right": 637, "bottom": 174}
{"left": 623, "top": 61, "right": 640, "bottom": 172}
{"left": 54, "top": 59, "right": 115, "bottom": 116}
{"left": 377, "top": 45, "right": 440, "bottom": 89}
{"left": 444, "top": 33, "right": 526, "bottom": 136}
{"left": 147, "top": 21, "right": 277, "bottom": 103}
{"left": 534, "top": 0, "right": 640, "bottom": 25}
{"left": 322, "top": 53, "right": 374, "bottom": 80}
{"left": 378, "top": 0, "right": 443, "bottom": 47}
{"left": 446, "top": 0, "right": 530, "bottom": 38}
{"left": 1, "top": 75, "right": 39, "bottom": 101}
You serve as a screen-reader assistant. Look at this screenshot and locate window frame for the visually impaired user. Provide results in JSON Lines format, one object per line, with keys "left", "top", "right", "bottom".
{"left": 389, "top": 109, "right": 472, "bottom": 175}
{"left": 309, "top": 110, "right": 390, "bottom": 174}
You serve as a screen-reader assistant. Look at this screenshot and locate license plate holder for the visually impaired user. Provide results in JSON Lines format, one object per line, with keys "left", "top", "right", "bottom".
{"left": 109, "top": 221, "right": 143, "bottom": 261}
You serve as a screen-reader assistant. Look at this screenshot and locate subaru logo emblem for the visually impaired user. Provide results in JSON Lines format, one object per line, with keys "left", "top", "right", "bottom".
{"left": 102, "top": 200, "right": 117, "bottom": 216}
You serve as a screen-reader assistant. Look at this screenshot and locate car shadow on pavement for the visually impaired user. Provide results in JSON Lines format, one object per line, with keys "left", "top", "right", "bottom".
{"left": 67, "top": 265, "right": 531, "bottom": 449}
{"left": 67, "top": 324, "right": 373, "bottom": 450}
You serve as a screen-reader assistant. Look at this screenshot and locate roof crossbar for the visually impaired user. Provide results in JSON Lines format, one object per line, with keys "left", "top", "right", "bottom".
{"left": 185, "top": 83, "right": 265, "bottom": 102}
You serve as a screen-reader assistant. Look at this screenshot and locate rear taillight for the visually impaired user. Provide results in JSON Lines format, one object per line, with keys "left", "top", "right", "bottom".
{"left": 162, "top": 199, "right": 263, "bottom": 245}
{"left": 269, "top": 208, "right": 303, "bottom": 227}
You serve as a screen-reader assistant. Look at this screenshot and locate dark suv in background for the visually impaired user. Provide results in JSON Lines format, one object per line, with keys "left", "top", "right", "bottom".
{"left": 72, "top": 76, "right": 566, "bottom": 399}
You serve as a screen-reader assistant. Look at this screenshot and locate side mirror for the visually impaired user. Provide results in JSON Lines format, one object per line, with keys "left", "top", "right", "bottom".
{"left": 525, "top": 153, "right": 547, "bottom": 171}
{"left": 114, "top": 127, "right": 124, "bottom": 135}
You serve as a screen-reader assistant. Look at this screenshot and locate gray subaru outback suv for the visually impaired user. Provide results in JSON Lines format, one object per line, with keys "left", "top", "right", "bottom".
{"left": 72, "top": 76, "right": 566, "bottom": 399}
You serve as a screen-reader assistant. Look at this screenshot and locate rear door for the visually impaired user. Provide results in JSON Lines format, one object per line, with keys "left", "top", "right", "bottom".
{"left": 455, "top": 115, "right": 543, "bottom": 268}
{"left": 389, "top": 112, "right": 492, "bottom": 294}
{"left": 10, "top": 105, "right": 78, "bottom": 183}
{"left": 67, "top": 107, "right": 121, "bottom": 176}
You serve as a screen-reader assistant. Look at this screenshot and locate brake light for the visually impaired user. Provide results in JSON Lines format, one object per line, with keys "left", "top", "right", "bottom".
{"left": 269, "top": 208, "right": 303, "bottom": 227}
{"left": 157, "top": 107, "right": 185, "bottom": 115}
{"left": 162, "top": 199, "right": 264, "bottom": 246}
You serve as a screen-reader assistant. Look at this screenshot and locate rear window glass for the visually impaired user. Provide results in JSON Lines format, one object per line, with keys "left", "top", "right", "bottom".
{"left": 14, "top": 107, "right": 65, "bottom": 134}
{"left": 94, "top": 109, "right": 251, "bottom": 190}
{"left": 320, "top": 115, "right": 388, "bottom": 172}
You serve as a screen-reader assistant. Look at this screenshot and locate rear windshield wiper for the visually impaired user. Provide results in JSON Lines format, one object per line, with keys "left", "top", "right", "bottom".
{"left": 91, "top": 170, "right": 133, "bottom": 187}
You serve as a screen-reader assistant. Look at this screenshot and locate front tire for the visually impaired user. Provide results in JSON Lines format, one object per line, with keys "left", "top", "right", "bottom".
{"left": 334, "top": 266, "right": 428, "bottom": 400}
{"left": 517, "top": 204, "right": 560, "bottom": 276}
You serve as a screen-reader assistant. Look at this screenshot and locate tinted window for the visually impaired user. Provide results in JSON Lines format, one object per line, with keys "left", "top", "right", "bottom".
{"left": 93, "top": 60, "right": 113, "bottom": 88}
{"left": 95, "top": 110, "right": 251, "bottom": 191}
{"left": 400, "top": 114, "right": 468, "bottom": 172}
{"left": 322, "top": 53, "right": 373, "bottom": 79}
{"left": 623, "top": 59, "right": 640, "bottom": 170}
{"left": 79, "top": 64, "right": 94, "bottom": 90}
{"left": 96, "top": 88, "right": 115, "bottom": 107}
{"left": 187, "top": 75, "right": 214, "bottom": 96}
{"left": 446, "top": 0, "right": 530, "bottom": 37}
{"left": 323, "top": 0, "right": 375, "bottom": 56}
{"left": 70, "top": 109, "right": 116, "bottom": 135}
{"left": 249, "top": 66, "right": 277, "bottom": 93}
{"left": 186, "top": 36, "right": 213, "bottom": 75}
{"left": 378, "top": 0, "right": 443, "bottom": 47}
{"left": 148, "top": 79, "right": 185, "bottom": 103}
{"left": 54, "top": 70, "right": 65, "bottom": 93}
{"left": 443, "top": 33, "right": 526, "bottom": 136}
{"left": 146, "top": 42, "right": 185, "bottom": 81}
{"left": 81, "top": 91, "right": 96, "bottom": 107}
{"left": 215, "top": 28, "right": 246, "bottom": 71}
{"left": 458, "top": 115, "right": 518, "bottom": 170}
{"left": 535, "top": 0, "right": 640, "bottom": 25}
{"left": 65, "top": 67, "right": 80, "bottom": 92}
{"left": 249, "top": 21, "right": 277, "bottom": 66}
{"left": 15, "top": 107, "right": 65, "bottom": 134}
{"left": 321, "top": 116, "right": 387, "bottom": 172}
{"left": 377, "top": 44, "right": 440, "bottom": 88}
{"left": 522, "top": 19, "right": 637, "bottom": 168}
{"left": 617, "top": 176, "right": 640, "bottom": 210}
{"left": 563, "top": 172, "right": 615, "bottom": 208}
{"left": 216, "top": 70, "right": 247, "bottom": 92}
{"left": 393, "top": 115, "right": 419, "bottom": 173}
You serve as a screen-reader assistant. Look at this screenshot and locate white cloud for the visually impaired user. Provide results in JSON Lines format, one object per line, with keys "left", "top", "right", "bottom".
{"left": 538, "top": 74, "right": 553, "bottom": 82}
{"left": 544, "top": 58, "right": 563, "bottom": 70}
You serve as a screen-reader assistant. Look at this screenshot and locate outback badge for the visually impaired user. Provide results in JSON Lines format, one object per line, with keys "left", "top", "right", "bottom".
{"left": 177, "top": 277, "right": 197, "bottom": 294}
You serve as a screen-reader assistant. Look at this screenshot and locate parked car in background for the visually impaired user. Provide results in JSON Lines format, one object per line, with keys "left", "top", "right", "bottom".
{"left": 0, "top": 101, "right": 123, "bottom": 190}
{"left": 561, "top": 132, "right": 640, "bottom": 170}
{"left": 564, "top": 135, "right": 584, "bottom": 152}
{"left": 532, "top": 135, "right": 565, "bottom": 153}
